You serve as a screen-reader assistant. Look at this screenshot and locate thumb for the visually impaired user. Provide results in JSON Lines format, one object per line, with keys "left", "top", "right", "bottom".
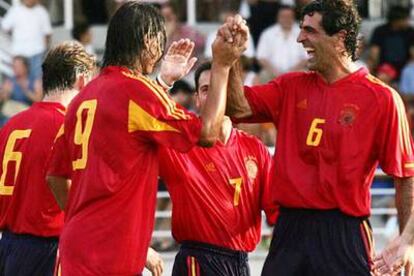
{"left": 185, "top": 57, "right": 198, "bottom": 74}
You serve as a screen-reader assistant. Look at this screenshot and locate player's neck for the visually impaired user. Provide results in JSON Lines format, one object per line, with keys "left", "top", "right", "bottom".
{"left": 42, "top": 89, "right": 78, "bottom": 108}
{"left": 319, "top": 58, "right": 359, "bottom": 84}
{"left": 219, "top": 116, "right": 232, "bottom": 145}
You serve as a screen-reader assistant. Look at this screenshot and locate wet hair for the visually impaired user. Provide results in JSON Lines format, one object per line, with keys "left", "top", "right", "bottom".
{"left": 387, "top": 5, "right": 410, "bottom": 23}
{"left": 72, "top": 23, "right": 90, "bottom": 41}
{"left": 42, "top": 41, "right": 96, "bottom": 95}
{"left": 194, "top": 61, "right": 212, "bottom": 92}
{"left": 301, "top": 0, "right": 361, "bottom": 61}
{"left": 102, "top": 2, "right": 166, "bottom": 69}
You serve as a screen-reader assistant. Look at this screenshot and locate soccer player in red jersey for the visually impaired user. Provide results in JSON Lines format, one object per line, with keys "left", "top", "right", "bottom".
{"left": 159, "top": 62, "right": 278, "bottom": 276}
{"left": 46, "top": 2, "right": 248, "bottom": 276}
{"left": 220, "top": 1, "right": 414, "bottom": 275}
{"left": 0, "top": 41, "right": 95, "bottom": 276}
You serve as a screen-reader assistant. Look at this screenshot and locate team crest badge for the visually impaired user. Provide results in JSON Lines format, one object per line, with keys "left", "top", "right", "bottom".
{"left": 245, "top": 156, "right": 258, "bottom": 181}
{"left": 338, "top": 104, "right": 359, "bottom": 127}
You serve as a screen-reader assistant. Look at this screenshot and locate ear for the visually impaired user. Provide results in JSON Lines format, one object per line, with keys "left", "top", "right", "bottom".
{"left": 74, "top": 74, "right": 86, "bottom": 91}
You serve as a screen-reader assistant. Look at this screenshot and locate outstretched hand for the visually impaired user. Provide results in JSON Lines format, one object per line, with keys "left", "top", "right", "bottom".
{"left": 160, "top": 38, "right": 198, "bottom": 85}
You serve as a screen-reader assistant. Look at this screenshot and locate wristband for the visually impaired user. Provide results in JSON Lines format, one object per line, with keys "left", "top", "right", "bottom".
{"left": 156, "top": 75, "right": 174, "bottom": 90}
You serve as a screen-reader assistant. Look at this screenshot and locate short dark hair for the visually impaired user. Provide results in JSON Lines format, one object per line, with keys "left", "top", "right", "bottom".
{"left": 102, "top": 2, "right": 166, "bottom": 69}
{"left": 170, "top": 80, "right": 194, "bottom": 95}
{"left": 301, "top": 0, "right": 361, "bottom": 61}
{"left": 194, "top": 62, "right": 212, "bottom": 92}
{"left": 72, "top": 23, "right": 90, "bottom": 41}
{"left": 42, "top": 41, "right": 96, "bottom": 95}
{"left": 13, "top": 56, "right": 29, "bottom": 70}
{"left": 387, "top": 5, "right": 410, "bottom": 23}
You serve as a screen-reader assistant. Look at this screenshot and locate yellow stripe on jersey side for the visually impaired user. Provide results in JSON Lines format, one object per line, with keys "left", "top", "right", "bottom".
{"left": 122, "top": 71, "right": 189, "bottom": 120}
{"left": 404, "top": 162, "right": 414, "bottom": 168}
{"left": 191, "top": 257, "right": 196, "bottom": 276}
{"left": 54, "top": 125, "right": 64, "bottom": 143}
{"left": 128, "top": 100, "right": 179, "bottom": 133}
{"left": 366, "top": 75, "right": 412, "bottom": 154}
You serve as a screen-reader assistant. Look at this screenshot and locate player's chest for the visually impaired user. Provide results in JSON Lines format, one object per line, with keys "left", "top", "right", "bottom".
{"left": 283, "top": 87, "right": 379, "bottom": 150}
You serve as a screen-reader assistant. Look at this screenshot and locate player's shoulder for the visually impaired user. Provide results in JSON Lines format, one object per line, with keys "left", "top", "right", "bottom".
{"left": 277, "top": 71, "right": 315, "bottom": 82}
{"left": 233, "top": 128, "right": 267, "bottom": 152}
{"left": 359, "top": 73, "right": 398, "bottom": 101}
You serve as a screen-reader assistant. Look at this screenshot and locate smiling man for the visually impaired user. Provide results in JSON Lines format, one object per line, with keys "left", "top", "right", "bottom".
{"left": 220, "top": 0, "right": 414, "bottom": 275}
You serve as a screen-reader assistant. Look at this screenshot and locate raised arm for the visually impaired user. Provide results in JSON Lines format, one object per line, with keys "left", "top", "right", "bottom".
{"left": 226, "top": 59, "right": 253, "bottom": 119}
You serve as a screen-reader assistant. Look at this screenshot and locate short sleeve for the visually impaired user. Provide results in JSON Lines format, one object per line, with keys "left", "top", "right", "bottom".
{"left": 1, "top": 7, "right": 16, "bottom": 32}
{"left": 47, "top": 127, "right": 72, "bottom": 178}
{"left": 377, "top": 89, "right": 414, "bottom": 177}
{"left": 127, "top": 77, "right": 202, "bottom": 153}
{"left": 40, "top": 7, "right": 52, "bottom": 35}
{"left": 233, "top": 77, "right": 284, "bottom": 124}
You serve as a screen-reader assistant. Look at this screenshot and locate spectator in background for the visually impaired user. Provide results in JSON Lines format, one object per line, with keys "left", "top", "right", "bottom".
{"left": 376, "top": 63, "right": 398, "bottom": 86}
{"left": 245, "top": 0, "right": 280, "bottom": 46}
{"left": 161, "top": 2, "right": 205, "bottom": 62}
{"left": 169, "top": 80, "right": 195, "bottom": 112}
{"left": 204, "top": 9, "right": 255, "bottom": 60}
{"left": 0, "top": 56, "right": 42, "bottom": 119}
{"left": 368, "top": 5, "right": 414, "bottom": 78}
{"left": 72, "top": 23, "right": 96, "bottom": 55}
{"left": 1, "top": 0, "right": 52, "bottom": 80}
{"left": 400, "top": 46, "right": 414, "bottom": 95}
{"left": 256, "top": 4, "right": 307, "bottom": 82}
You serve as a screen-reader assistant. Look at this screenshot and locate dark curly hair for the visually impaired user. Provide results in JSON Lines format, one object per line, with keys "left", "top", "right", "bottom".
{"left": 301, "top": 0, "right": 361, "bottom": 61}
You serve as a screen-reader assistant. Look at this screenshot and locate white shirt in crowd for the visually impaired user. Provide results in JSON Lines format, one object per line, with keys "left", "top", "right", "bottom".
{"left": 204, "top": 30, "right": 256, "bottom": 59}
{"left": 256, "top": 23, "right": 307, "bottom": 74}
{"left": 2, "top": 3, "right": 52, "bottom": 57}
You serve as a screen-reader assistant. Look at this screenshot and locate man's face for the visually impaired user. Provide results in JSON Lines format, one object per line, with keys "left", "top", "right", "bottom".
{"left": 297, "top": 12, "right": 340, "bottom": 72}
{"left": 23, "top": 0, "right": 38, "bottom": 7}
{"left": 12, "top": 58, "right": 27, "bottom": 76}
{"left": 161, "top": 6, "right": 176, "bottom": 24}
{"left": 278, "top": 8, "right": 295, "bottom": 30}
{"left": 195, "top": 70, "right": 210, "bottom": 112}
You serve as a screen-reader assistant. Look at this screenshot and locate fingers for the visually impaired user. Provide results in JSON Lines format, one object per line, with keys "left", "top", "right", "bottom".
{"left": 185, "top": 57, "right": 198, "bottom": 75}
{"left": 218, "top": 23, "right": 234, "bottom": 43}
{"left": 166, "top": 39, "right": 194, "bottom": 59}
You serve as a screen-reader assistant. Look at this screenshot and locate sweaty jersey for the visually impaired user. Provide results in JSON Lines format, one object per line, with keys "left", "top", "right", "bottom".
{"left": 235, "top": 67, "right": 414, "bottom": 217}
{"left": 47, "top": 66, "right": 202, "bottom": 276}
{"left": 0, "top": 102, "right": 65, "bottom": 237}
{"left": 159, "top": 126, "right": 277, "bottom": 252}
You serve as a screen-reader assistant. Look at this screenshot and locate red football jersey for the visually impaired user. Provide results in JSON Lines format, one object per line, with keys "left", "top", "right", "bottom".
{"left": 47, "top": 66, "right": 202, "bottom": 275}
{"left": 159, "top": 127, "right": 277, "bottom": 252}
{"left": 0, "top": 102, "right": 65, "bottom": 237}
{"left": 235, "top": 68, "right": 414, "bottom": 217}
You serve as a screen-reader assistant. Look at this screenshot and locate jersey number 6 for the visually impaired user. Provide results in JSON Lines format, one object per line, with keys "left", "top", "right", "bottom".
{"left": 0, "top": 129, "right": 32, "bottom": 195}
{"left": 73, "top": 100, "right": 97, "bottom": 170}
{"left": 306, "top": 118, "right": 325, "bottom": 147}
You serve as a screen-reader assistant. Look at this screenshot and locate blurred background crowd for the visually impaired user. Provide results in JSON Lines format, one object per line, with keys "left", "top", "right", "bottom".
{"left": 0, "top": 0, "right": 413, "bottom": 253}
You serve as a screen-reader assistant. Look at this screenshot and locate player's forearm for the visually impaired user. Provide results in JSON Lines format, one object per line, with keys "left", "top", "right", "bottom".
{"left": 226, "top": 60, "right": 252, "bottom": 118}
{"left": 47, "top": 175, "right": 71, "bottom": 210}
{"left": 198, "top": 63, "right": 230, "bottom": 147}
{"left": 395, "top": 177, "right": 414, "bottom": 233}
{"left": 401, "top": 213, "right": 414, "bottom": 245}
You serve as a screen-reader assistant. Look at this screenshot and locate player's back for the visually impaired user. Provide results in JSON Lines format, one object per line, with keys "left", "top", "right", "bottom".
{"left": 0, "top": 102, "right": 65, "bottom": 237}
{"left": 57, "top": 66, "right": 201, "bottom": 275}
